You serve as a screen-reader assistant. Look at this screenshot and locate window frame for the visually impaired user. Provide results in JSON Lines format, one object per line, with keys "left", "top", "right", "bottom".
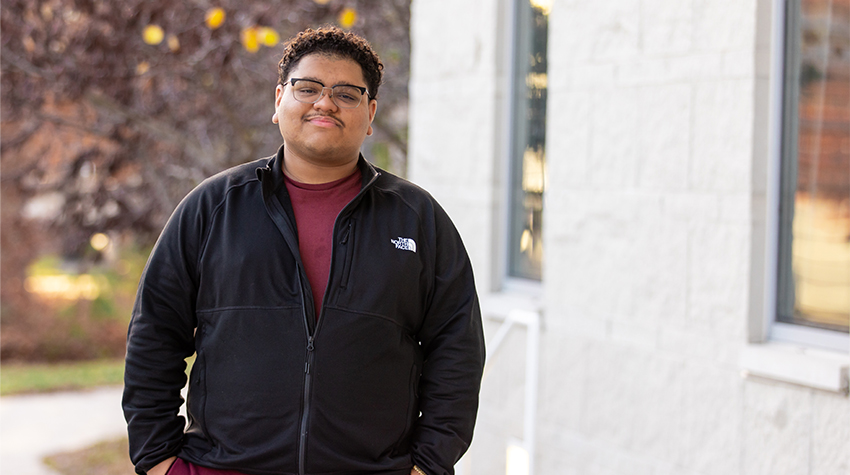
{"left": 767, "top": 0, "right": 850, "bottom": 353}
{"left": 504, "top": 0, "right": 548, "bottom": 285}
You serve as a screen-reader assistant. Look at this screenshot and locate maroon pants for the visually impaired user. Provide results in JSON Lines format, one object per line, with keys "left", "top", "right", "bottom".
{"left": 166, "top": 458, "right": 250, "bottom": 475}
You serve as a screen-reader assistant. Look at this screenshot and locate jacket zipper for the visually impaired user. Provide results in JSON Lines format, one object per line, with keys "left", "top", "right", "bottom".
{"left": 298, "top": 334, "right": 315, "bottom": 475}
{"left": 296, "top": 266, "right": 315, "bottom": 475}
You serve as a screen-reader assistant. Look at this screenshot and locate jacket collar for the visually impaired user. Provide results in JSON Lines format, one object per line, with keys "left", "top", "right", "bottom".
{"left": 257, "top": 144, "right": 381, "bottom": 199}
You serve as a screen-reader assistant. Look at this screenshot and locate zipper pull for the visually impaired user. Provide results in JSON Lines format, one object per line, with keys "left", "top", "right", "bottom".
{"left": 340, "top": 222, "right": 352, "bottom": 244}
{"left": 305, "top": 337, "right": 315, "bottom": 374}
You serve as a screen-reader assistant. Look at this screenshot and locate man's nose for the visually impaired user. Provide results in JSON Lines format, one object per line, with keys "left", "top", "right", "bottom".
{"left": 314, "top": 88, "right": 339, "bottom": 110}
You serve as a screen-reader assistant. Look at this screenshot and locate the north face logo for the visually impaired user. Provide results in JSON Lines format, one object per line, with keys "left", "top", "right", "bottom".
{"left": 391, "top": 237, "right": 417, "bottom": 253}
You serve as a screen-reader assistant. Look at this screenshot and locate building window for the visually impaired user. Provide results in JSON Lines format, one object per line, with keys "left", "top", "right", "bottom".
{"left": 777, "top": 0, "right": 850, "bottom": 336}
{"left": 508, "top": 0, "right": 549, "bottom": 281}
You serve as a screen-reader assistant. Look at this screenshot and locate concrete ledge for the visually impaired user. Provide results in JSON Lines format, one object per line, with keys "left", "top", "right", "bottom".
{"left": 740, "top": 342, "right": 850, "bottom": 394}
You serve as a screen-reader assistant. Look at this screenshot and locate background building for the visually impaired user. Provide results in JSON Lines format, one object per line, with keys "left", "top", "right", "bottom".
{"left": 408, "top": 0, "right": 850, "bottom": 474}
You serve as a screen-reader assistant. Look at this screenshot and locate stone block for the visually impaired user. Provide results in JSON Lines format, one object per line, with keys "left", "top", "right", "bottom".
{"left": 548, "top": 1, "right": 596, "bottom": 66}
{"left": 684, "top": 361, "right": 743, "bottom": 475}
{"left": 658, "top": 327, "right": 741, "bottom": 367}
{"left": 641, "top": 0, "right": 693, "bottom": 55}
{"left": 630, "top": 216, "right": 689, "bottom": 322}
{"left": 691, "top": 80, "right": 754, "bottom": 193}
{"left": 545, "top": 90, "right": 591, "bottom": 187}
{"left": 723, "top": 50, "right": 757, "bottom": 78}
{"left": 668, "top": 53, "right": 725, "bottom": 82}
{"left": 546, "top": 189, "right": 692, "bottom": 322}
{"left": 549, "top": 1, "right": 640, "bottom": 66}
{"left": 629, "top": 353, "right": 688, "bottom": 465}
{"left": 410, "top": 0, "right": 497, "bottom": 81}
{"left": 719, "top": 192, "right": 752, "bottom": 223}
{"left": 543, "top": 189, "right": 594, "bottom": 241}
{"left": 662, "top": 192, "right": 721, "bottom": 222}
{"left": 579, "top": 342, "right": 649, "bottom": 449}
{"left": 742, "top": 379, "right": 811, "bottom": 475}
{"left": 587, "top": 0, "right": 641, "bottom": 61}
{"left": 688, "top": 222, "right": 750, "bottom": 340}
{"left": 610, "top": 320, "right": 657, "bottom": 350}
{"left": 616, "top": 58, "right": 671, "bottom": 86}
{"left": 617, "top": 54, "right": 726, "bottom": 86}
{"left": 565, "top": 64, "right": 619, "bottom": 90}
{"left": 811, "top": 391, "right": 850, "bottom": 474}
{"left": 547, "top": 187, "right": 687, "bottom": 323}
{"left": 692, "top": 0, "right": 758, "bottom": 53}
{"left": 589, "top": 87, "right": 639, "bottom": 188}
{"left": 548, "top": 225, "right": 636, "bottom": 318}
{"left": 636, "top": 84, "right": 692, "bottom": 191}
{"left": 408, "top": 80, "right": 499, "bottom": 187}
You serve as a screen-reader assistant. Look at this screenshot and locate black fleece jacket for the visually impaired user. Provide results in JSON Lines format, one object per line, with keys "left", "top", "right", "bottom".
{"left": 122, "top": 147, "right": 485, "bottom": 475}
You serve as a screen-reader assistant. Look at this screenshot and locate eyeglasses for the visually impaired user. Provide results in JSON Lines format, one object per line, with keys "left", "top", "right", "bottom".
{"left": 287, "top": 78, "right": 369, "bottom": 109}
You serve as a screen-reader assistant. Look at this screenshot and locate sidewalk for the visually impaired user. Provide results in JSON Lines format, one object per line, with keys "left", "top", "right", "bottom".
{"left": 0, "top": 386, "right": 127, "bottom": 475}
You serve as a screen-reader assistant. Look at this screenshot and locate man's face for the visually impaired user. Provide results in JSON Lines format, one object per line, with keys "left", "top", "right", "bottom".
{"left": 273, "top": 54, "right": 377, "bottom": 169}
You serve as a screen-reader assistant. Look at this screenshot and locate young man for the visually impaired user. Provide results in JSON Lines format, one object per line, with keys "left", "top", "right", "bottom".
{"left": 122, "top": 26, "right": 485, "bottom": 475}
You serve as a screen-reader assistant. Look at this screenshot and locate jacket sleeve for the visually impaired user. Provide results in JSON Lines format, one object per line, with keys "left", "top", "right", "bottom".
{"left": 122, "top": 194, "right": 203, "bottom": 474}
{"left": 411, "top": 203, "right": 486, "bottom": 475}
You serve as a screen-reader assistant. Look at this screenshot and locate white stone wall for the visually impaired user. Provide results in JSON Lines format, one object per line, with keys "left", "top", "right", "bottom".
{"left": 408, "top": 0, "right": 509, "bottom": 289}
{"left": 408, "top": 0, "right": 850, "bottom": 474}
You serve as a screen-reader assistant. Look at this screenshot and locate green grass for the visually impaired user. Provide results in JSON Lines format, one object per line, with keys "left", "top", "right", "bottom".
{"left": 0, "top": 359, "right": 125, "bottom": 396}
{"left": 0, "top": 355, "right": 195, "bottom": 396}
{"left": 44, "top": 437, "right": 135, "bottom": 475}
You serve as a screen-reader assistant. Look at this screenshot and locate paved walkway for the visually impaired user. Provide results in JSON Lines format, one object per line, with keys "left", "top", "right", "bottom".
{"left": 0, "top": 386, "right": 128, "bottom": 475}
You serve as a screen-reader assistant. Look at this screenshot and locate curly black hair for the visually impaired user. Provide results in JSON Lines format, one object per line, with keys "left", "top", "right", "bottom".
{"left": 277, "top": 26, "right": 384, "bottom": 100}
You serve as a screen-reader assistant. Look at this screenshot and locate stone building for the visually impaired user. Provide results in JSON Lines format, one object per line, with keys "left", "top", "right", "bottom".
{"left": 407, "top": 0, "right": 850, "bottom": 474}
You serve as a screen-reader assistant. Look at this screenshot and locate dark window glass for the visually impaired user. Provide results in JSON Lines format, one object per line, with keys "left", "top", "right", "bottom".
{"left": 778, "top": 0, "right": 850, "bottom": 333}
{"left": 508, "top": 0, "right": 549, "bottom": 280}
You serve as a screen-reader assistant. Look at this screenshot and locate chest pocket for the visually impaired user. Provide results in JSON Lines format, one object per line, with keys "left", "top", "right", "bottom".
{"left": 331, "top": 220, "right": 427, "bottom": 328}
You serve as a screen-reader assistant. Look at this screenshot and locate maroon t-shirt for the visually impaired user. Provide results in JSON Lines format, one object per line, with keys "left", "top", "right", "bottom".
{"left": 284, "top": 168, "right": 361, "bottom": 318}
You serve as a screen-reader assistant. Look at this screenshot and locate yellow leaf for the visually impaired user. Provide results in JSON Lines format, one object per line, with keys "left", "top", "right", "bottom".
{"left": 136, "top": 61, "right": 150, "bottom": 75}
{"left": 167, "top": 34, "right": 180, "bottom": 52}
{"left": 241, "top": 27, "right": 260, "bottom": 53}
{"left": 90, "top": 233, "right": 110, "bottom": 252}
{"left": 205, "top": 7, "right": 226, "bottom": 29}
{"left": 142, "top": 24, "right": 164, "bottom": 45}
{"left": 338, "top": 7, "right": 357, "bottom": 29}
{"left": 313, "top": 0, "right": 331, "bottom": 4}
{"left": 23, "top": 36, "right": 35, "bottom": 53}
{"left": 258, "top": 27, "right": 280, "bottom": 47}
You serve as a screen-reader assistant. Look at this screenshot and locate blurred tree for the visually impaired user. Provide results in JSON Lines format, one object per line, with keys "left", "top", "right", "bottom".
{"left": 0, "top": 0, "right": 410, "bottom": 360}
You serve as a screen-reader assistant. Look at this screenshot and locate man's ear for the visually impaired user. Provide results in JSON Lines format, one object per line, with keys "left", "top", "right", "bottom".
{"left": 275, "top": 84, "right": 285, "bottom": 107}
{"left": 273, "top": 85, "right": 284, "bottom": 124}
{"left": 366, "top": 99, "right": 377, "bottom": 136}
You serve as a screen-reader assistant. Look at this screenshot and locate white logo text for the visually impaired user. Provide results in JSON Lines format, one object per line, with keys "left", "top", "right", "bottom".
{"left": 391, "top": 237, "right": 417, "bottom": 253}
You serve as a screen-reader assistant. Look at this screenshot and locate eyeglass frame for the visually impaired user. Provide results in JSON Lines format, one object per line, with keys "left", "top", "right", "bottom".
{"left": 286, "top": 78, "right": 372, "bottom": 109}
